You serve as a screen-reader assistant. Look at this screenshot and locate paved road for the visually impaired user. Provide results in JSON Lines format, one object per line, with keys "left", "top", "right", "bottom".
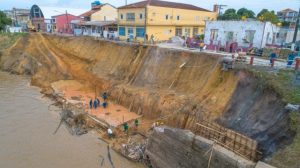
{"left": 158, "top": 43, "right": 292, "bottom": 69}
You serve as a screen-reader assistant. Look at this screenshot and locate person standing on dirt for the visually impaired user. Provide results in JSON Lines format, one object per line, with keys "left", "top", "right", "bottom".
{"left": 134, "top": 119, "right": 139, "bottom": 128}
{"left": 102, "top": 101, "right": 107, "bottom": 109}
{"left": 107, "top": 128, "right": 113, "bottom": 138}
{"left": 102, "top": 92, "right": 108, "bottom": 101}
{"left": 123, "top": 122, "right": 129, "bottom": 134}
{"left": 89, "top": 99, "right": 93, "bottom": 109}
{"left": 96, "top": 98, "right": 100, "bottom": 107}
{"left": 93, "top": 99, "right": 98, "bottom": 109}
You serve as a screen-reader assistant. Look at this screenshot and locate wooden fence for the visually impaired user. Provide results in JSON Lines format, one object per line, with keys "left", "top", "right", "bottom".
{"left": 193, "top": 119, "right": 262, "bottom": 161}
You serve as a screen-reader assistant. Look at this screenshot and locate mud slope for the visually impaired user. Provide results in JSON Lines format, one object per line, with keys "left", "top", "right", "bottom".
{"left": 0, "top": 33, "right": 293, "bottom": 157}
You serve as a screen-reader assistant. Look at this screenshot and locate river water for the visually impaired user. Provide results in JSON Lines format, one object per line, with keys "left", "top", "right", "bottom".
{"left": 0, "top": 72, "right": 144, "bottom": 168}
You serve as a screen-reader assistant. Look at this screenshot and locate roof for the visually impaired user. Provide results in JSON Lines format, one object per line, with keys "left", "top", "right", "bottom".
{"left": 118, "top": 0, "right": 211, "bottom": 12}
{"left": 51, "top": 13, "right": 78, "bottom": 18}
{"left": 279, "top": 8, "right": 297, "bottom": 13}
{"left": 79, "top": 3, "right": 116, "bottom": 17}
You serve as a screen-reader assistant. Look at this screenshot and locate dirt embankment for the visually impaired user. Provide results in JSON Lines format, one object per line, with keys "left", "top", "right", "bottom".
{"left": 0, "top": 33, "right": 295, "bottom": 159}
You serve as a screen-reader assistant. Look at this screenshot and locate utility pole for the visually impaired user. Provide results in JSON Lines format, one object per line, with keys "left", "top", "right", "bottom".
{"left": 125, "top": 0, "right": 127, "bottom": 5}
{"left": 215, "top": 5, "right": 227, "bottom": 16}
{"left": 292, "top": 8, "right": 300, "bottom": 51}
{"left": 65, "top": 10, "right": 69, "bottom": 34}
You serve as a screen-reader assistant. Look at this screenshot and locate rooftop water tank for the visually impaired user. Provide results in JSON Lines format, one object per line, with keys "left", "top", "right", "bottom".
{"left": 91, "top": 1, "right": 101, "bottom": 8}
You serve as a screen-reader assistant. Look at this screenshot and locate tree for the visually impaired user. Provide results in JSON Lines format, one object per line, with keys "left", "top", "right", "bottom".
{"left": 218, "top": 8, "right": 256, "bottom": 21}
{"left": 237, "top": 8, "right": 255, "bottom": 19}
{"left": 0, "top": 11, "right": 12, "bottom": 31}
{"left": 218, "top": 8, "right": 240, "bottom": 20}
{"left": 257, "top": 9, "right": 279, "bottom": 24}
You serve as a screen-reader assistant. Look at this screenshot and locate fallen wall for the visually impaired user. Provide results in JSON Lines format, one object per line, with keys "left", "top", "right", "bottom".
{"left": 146, "top": 126, "right": 256, "bottom": 168}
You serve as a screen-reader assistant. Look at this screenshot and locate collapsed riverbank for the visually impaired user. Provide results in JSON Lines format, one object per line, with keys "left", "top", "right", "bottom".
{"left": 0, "top": 33, "right": 299, "bottom": 168}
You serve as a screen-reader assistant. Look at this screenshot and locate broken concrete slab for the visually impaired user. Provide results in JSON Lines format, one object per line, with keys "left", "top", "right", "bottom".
{"left": 146, "top": 126, "right": 277, "bottom": 168}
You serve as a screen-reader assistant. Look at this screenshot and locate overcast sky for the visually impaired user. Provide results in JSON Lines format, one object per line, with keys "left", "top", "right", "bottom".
{"left": 0, "top": 0, "right": 299, "bottom": 14}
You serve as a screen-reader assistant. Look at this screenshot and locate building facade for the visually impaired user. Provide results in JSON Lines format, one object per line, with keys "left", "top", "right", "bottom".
{"left": 277, "top": 9, "right": 298, "bottom": 23}
{"left": 204, "top": 21, "right": 281, "bottom": 51}
{"left": 73, "top": 3, "right": 118, "bottom": 37}
{"left": 4, "top": 8, "right": 30, "bottom": 30}
{"left": 30, "top": 5, "right": 46, "bottom": 32}
{"left": 118, "top": 0, "right": 217, "bottom": 42}
{"left": 52, "top": 14, "right": 79, "bottom": 34}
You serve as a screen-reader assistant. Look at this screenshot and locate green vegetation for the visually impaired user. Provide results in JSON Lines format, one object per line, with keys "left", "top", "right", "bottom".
{"left": 257, "top": 9, "right": 280, "bottom": 24}
{"left": 247, "top": 68, "right": 300, "bottom": 104}
{"left": 218, "top": 8, "right": 280, "bottom": 25}
{"left": 0, "top": 11, "right": 12, "bottom": 31}
{"left": 0, "top": 32, "right": 27, "bottom": 51}
{"left": 218, "top": 8, "right": 255, "bottom": 20}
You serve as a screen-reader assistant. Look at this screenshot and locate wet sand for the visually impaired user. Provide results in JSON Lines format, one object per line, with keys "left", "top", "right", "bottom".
{"left": 0, "top": 72, "right": 144, "bottom": 168}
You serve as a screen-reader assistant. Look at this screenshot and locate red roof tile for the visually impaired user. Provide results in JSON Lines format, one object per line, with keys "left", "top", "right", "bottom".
{"left": 118, "top": 0, "right": 211, "bottom": 12}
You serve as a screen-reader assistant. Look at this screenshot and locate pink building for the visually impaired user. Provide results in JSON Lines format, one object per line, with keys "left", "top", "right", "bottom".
{"left": 52, "top": 14, "right": 79, "bottom": 34}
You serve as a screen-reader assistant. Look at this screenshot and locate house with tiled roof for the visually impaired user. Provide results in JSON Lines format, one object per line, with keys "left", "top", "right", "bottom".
{"left": 117, "top": 0, "right": 217, "bottom": 42}
{"left": 73, "top": 2, "right": 118, "bottom": 37}
{"left": 277, "top": 8, "right": 298, "bottom": 23}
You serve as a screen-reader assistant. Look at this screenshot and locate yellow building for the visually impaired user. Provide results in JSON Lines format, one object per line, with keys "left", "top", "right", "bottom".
{"left": 117, "top": 0, "right": 217, "bottom": 42}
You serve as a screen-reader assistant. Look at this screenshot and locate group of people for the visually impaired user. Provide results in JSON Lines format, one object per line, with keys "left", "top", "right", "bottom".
{"left": 107, "top": 119, "right": 139, "bottom": 139}
{"left": 89, "top": 92, "right": 108, "bottom": 109}
{"left": 269, "top": 49, "right": 300, "bottom": 67}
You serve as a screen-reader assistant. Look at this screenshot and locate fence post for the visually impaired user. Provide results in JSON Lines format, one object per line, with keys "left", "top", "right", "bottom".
{"left": 250, "top": 56, "right": 254, "bottom": 65}
{"left": 295, "top": 58, "right": 300, "bottom": 70}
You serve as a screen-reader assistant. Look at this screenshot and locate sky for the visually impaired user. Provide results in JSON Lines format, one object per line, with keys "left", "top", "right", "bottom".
{"left": 0, "top": 0, "right": 299, "bottom": 14}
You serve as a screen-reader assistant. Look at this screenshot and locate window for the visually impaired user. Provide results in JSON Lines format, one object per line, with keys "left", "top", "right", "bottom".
{"left": 210, "top": 29, "right": 218, "bottom": 41}
{"left": 140, "top": 13, "right": 143, "bottom": 19}
{"left": 104, "top": 16, "right": 106, "bottom": 21}
{"left": 175, "top": 27, "right": 182, "bottom": 36}
{"left": 245, "top": 30, "right": 256, "bottom": 43}
{"left": 126, "top": 13, "right": 135, "bottom": 21}
{"left": 120, "top": 14, "right": 123, "bottom": 19}
{"left": 136, "top": 27, "right": 145, "bottom": 38}
{"left": 195, "top": 16, "right": 200, "bottom": 22}
{"left": 225, "top": 31, "right": 234, "bottom": 41}
{"left": 119, "top": 27, "right": 125, "bottom": 36}
{"left": 128, "top": 27, "right": 134, "bottom": 35}
{"left": 165, "top": 15, "right": 169, "bottom": 20}
{"left": 193, "top": 27, "right": 199, "bottom": 36}
{"left": 177, "top": 15, "right": 180, "bottom": 20}
{"left": 184, "top": 28, "right": 191, "bottom": 37}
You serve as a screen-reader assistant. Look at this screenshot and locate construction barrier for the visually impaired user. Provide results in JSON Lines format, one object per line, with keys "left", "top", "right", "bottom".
{"left": 295, "top": 58, "right": 300, "bottom": 70}
{"left": 250, "top": 56, "right": 254, "bottom": 65}
{"left": 193, "top": 119, "right": 261, "bottom": 162}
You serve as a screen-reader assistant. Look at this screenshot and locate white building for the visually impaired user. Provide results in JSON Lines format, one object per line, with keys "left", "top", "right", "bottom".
{"left": 204, "top": 21, "right": 281, "bottom": 51}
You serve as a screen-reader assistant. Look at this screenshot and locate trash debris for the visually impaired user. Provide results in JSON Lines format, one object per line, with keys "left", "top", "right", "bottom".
{"left": 285, "top": 104, "right": 300, "bottom": 112}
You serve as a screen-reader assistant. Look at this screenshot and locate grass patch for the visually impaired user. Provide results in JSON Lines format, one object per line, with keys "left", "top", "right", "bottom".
{"left": 0, "top": 32, "right": 28, "bottom": 51}
{"left": 246, "top": 68, "right": 300, "bottom": 104}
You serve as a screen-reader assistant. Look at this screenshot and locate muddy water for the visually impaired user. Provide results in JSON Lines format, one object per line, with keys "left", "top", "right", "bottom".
{"left": 0, "top": 72, "right": 144, "bottom": 168}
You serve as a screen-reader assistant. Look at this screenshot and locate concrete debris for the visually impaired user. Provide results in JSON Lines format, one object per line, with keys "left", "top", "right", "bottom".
{"left": 255, "top": 161, "right": 276, "bottom": 168}
{"left": 121, "top": 135, "right": 147, "bottom": 162}
{"left": 285, "top": 103, "right": 300, "bottom": 112}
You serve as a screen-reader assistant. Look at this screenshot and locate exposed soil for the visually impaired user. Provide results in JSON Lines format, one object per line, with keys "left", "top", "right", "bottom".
{"left": 0, "top": 33, "right": 298, "bottom": 166}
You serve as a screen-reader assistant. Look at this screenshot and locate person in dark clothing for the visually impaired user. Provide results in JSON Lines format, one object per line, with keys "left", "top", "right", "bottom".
{"left": 123, "top": 122, "right": 129, "bottom": 134}
{"left": 96, "top": 98, "right": 100, "bottom": 107}
{"left": 269, "top": 49, "right": 278, "bottom": 64}
{"left": 102, "top": 92, "right": 108, "bottom": 101}
{"left": 89, "top": 99, "right": 93, "bottom": 109}
{"left": 102, "top": 101, "right": 107, "bottom": 109}
{"left": 93, "top": 99, "right": 98, "bottom": 109}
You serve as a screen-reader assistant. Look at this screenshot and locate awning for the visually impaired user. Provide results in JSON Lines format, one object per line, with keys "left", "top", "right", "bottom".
{"left": 79, "top": 21, "right": 117, "bottom": 27}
